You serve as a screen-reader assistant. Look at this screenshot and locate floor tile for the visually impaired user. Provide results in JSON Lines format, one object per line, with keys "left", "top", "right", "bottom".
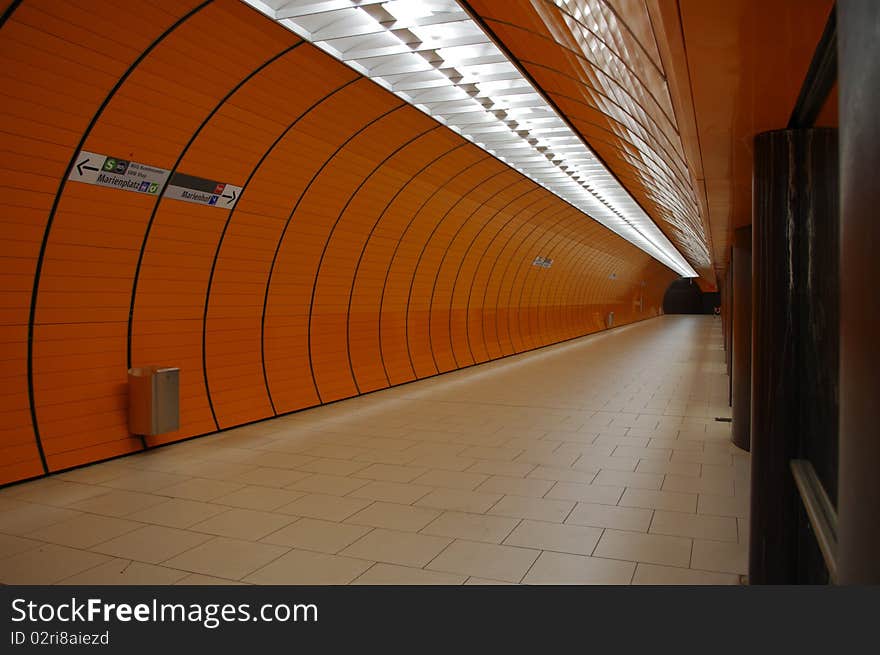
{"left": 91, "top": 524, "right": 212, "bottom": 563}
{"left": 213, "top": 486, "right": 306, "bottom": 511}
{"left": 248, "top": 452, "right": 317, "bottom": 470}
{"left": 0, "top": 500, "right": 82, "bottom": 535}
{"left": 664, "top": 474, "right": 734, "bottom": 496}
{"left": 232, "top": 467, "right": 312, "bottom": 488}
{"left": 27, "top": 514, "right": 141, "bottom": 548}
{"left": 262, "top": 518, "right": 372, "bottom": 553}
{"left": 697, "top": 494, "right": 750, "bottom": 519}
{"left": 353, "top": 450, "right": 420, "bottom": 466}
{"left": 635, "top": 459, "right": 701, "bottom": 477}
{"left": 475, "top": 475, "right": 554, "bottom": 498}
{"left": 349, "top": 481, "right": 433, "bottom": 504}
{"left": 0, "top": 533, "right": 43, "bottom": 559}
{"left": 59, "top": 559, "right": 189, "bottom": 585}
{"left": 345, "top": 502, "right": 440, "bottom": 532}
{"left": 407, "top": 454, "right": 476, "bottom": 472}
{"left": 633, "top": 563, "right": 740, "bottom": 585}
{"left": 415, "top": 488, "right": 503, "bottom": 513}
{"left": 459, "top": 446, "right": 522, "bottom": 461}
{"left": 619, "top": 488, "right": 697, "bottom": 513}
{"left": 464, "top": 577, "right": 515, "bottom": 585}
{"left": 244, "top": 549, "right": 371, "bottom": 585}
{"left": 545, "top": 481, "right": 624, "bottom": 505}
{"left": 159, "top": 479, "right": 245, "bottom": 502}
{"left": 426, "top": 540, "right": 539, "bottom": 583}
{"left": 504, "top": 519, "right": 602, "bottom": 555}
{"left": 297, "top": 458, "right": 371, "bottom": 476}
{"left": 565, "top": 502, "right": 653, "bottom": 532}
{"left": 573, "top": 454, "right": 639, "bottom": 472}
{"left": 352, "top": 563, "right": 466, "bottom": 585}
{"left": 526, "top": 466, "right": 596, "bottom": 484}
{"left": 650, "top": 510, "right": 738, "bottom": 542}
{"left": 174, "top": 573, "right": 248, "bottom": 585}
{"left": 593, "top": 469, "right": 664, "bottom": 490}
{"left": 352, "top": 464, "right": 428, "bottom": 483}
{"left": 163, "top": 537, "right": 289, "bottom": 580}
{"left": 189, "top": 509, "right": 295, "bottom": 541}
{"left": 56, "top": 463, "right": 130, "bottom": 485}
{"left": 421, "top": 511, "right": 519, "bottom": 543}
{"left": 522, "top": 552, "right": 634, "bottom": 585}
{"left": 68, "top": 491, "right": 167, "bottom": 517}
{"left": 487, "top": 495, "right": 574, "bottom": 523}
{"left": 671, "top": 450, "right": 733, "bottom": 466}
{"left": 612, "top": 445, "right": 671, "bottom": 461}
{"left": 340, "top": 528, "right": 451, "bottom": 567}
{"left": 276, "top": 494, "right": 372, "bottom": 521}
{"left": 594, "top": 529, "right": 692, "bottom": 567}
{"left": 125, "top": 498, "right": 227, "bottom": 529}
{"left": 467, "top": 460, "right": 536, "bottom": 477}
{"left": 11, "top": 479, "right": 111, "bottom": 507}
{"left": 287, "top": 474, "right": 370, "bottom": 496}
{"left": 411, "top": 469, "right": 488, "bottom": 491}
{"left": 514, "top": 451, "right": 578, "bottom": 468}
{"left": 0, "top": 543, "right": 112, "bottom": 584}
{"left": 99, "top": 470, "right": 190, "bottom": 493}
{"left": 691, "top": 539, "right": 748, "bottom": 574}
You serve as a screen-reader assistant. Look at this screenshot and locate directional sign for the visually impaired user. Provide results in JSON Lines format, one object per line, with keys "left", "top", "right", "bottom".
{"left": 69, "top": 150, "right": 169, "bottom": 195}
{"left": 67, "top": 151, "right": 242, "bottom": 209}
{"left": 163, "top": 172, "right": 242, "bottom": 209}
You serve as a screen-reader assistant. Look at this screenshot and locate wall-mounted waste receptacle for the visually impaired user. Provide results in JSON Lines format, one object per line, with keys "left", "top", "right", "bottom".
{"left": 128, "top": 366, "right": 179, "bottom": 436}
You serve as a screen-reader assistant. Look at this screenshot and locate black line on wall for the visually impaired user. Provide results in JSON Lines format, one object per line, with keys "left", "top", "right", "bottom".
{"left": 376, "top": 154, "right": 491, "bottom": 384}
{"left": 480, "top": 201, "right": 564, "bottom": 358}
{"left": 788, "top": 5, "right": 837, "bottom": 129}
{"left": 406, "top": 170, "right": 519, "bottom": 376}
{"left": 126, "top": 42, "right": 305, "bottom": 437}
{"left": 241, "top": 76, "right": 363, "bottom": 416}
{"left": 0, "top": 0, "right": 23, "bottom": 30}
{"left": 429, "top": 179, "right": 540, "bottom": 372}
{"left": 503, "top": 209, "right": 576, "bottom": 352}
{"left": 345, "top": 142, "right": 468, "bottom": 392}
{"left": 308, "top": 124, "right": 440, "bottom": 397}
{"left": 464, "top": 193, "right": 551, "bottom": 364}
{"left": 441, "top": 183, "right": 536, "bottom": 368}
{"left": 25, "top": 0, "right": 213, "bottom": 474}
{"left": 262, "top": 98, "right": 405, "bottom": 408}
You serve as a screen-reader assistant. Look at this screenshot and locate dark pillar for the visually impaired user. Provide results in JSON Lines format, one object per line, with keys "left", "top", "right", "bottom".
{"left": 731, "top": 227, "right": 751, "bottom": 451}
{"left": 750, "top": 128, "right": 838, "bottom": 584}
{"left": 726, "top": 267, "right": 733, "bottom": 404}
{"left": 837, "top": 0, "right": 880, "bottom": 585}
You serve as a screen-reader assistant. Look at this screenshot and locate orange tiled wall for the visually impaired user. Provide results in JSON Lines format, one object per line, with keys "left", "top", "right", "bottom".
{"left": 0, "top": 0, "right": 676, "bottom": 485}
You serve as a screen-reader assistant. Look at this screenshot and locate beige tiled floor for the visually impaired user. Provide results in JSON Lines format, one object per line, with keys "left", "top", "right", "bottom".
{"left": 0, "top": 315, "right": 748, "bottom": 585}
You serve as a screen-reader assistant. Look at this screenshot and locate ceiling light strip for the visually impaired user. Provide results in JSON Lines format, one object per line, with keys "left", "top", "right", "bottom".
{"left": 242, "top": 0, "right": 698, "bottom": 277}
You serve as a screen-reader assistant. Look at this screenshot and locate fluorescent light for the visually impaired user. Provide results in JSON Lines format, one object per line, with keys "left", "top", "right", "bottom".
{"left": 241, "top": 0, "right": 698, "bottom": 277}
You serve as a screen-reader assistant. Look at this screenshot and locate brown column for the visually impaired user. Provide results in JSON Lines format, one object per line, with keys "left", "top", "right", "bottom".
{"left": 731, "top": 227, "right": 751, "bottom": 451}
{"left": 837, "top": 0, "right": 880, "bottom": 585}
{"left": 750, "top": 128, "right": 838, "bottom": 584}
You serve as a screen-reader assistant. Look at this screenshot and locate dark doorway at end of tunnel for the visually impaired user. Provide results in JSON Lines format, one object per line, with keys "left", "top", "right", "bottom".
{"left": 662, "top": 278, "right": 719, "bottom": 314}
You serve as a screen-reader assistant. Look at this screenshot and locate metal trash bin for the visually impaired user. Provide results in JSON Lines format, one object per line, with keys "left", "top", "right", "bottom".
{"left": 606, "top": 311, "right": 614, "bottom": 328}
{"left": 128, "top": 366, "right": 180, "bottom": 436}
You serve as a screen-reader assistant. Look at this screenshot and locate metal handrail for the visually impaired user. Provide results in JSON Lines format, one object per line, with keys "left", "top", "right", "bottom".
{"left": 790, "top": 459, "right": 838, "bottom": 583}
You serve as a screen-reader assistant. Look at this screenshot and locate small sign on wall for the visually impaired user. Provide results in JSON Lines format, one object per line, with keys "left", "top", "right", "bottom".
{"left": 68, "top": 150, "right": 241, "bottom": 209}
{"left": 532, "top": 256, "right": 553, "bottom": 268}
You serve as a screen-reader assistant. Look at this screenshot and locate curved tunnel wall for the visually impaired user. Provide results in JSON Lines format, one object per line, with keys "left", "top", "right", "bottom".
{"left": 0, "top": 0, "right": 677, "bottom": 485}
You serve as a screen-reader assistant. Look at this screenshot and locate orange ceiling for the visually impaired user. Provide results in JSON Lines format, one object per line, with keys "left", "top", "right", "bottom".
{"left": 466, "top": 0, "right": 715, "bottom": 282}
{"left": 469, "top": 0, "right": 834, "bottom": 281}
{"left": 646, "top": 0, "right": 833, "bottom": 276}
